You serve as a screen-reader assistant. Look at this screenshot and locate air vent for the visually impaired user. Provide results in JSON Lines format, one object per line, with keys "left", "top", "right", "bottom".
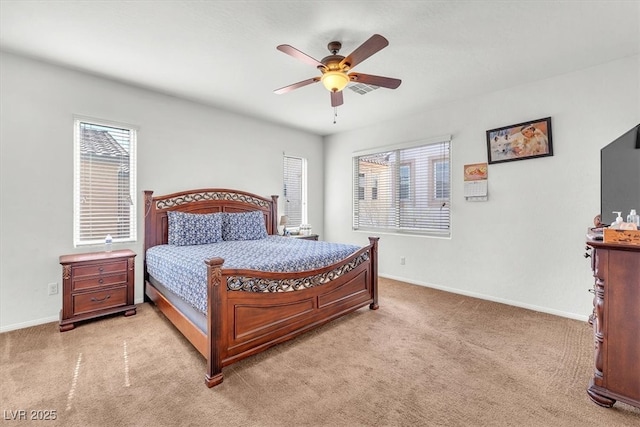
{"left": 348, "top": 83, "right": 380, "bottom": 95}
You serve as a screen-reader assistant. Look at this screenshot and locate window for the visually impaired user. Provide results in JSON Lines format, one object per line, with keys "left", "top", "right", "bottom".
{"left": 74, "top": 118, "right": 137, "bottom": 246}
{"left": 352, "top": 136, "right": 450, "bottom": 236}
{"left": 434, "top": 160, "right": 450, "bottom": 200}
{"left": 399, "top": 164, "right": 411, "bottom": 200}
{"left": 371, "top": 177, "right": 378, "bottom": 200}
{"left": 283, "top": 155, "right": 307, "bottom": 228}
{"left": 358, "top": 173, "right": 365, "bottom": 200}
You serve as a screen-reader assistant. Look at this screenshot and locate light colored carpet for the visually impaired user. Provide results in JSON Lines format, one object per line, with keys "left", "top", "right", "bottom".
{"left": 1, "top": 278, "right": 638, "bottom": 426}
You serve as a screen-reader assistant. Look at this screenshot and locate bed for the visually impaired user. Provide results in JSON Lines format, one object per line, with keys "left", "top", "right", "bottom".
{"left": 143, "top": 188, "right": 379, "bottom": 387}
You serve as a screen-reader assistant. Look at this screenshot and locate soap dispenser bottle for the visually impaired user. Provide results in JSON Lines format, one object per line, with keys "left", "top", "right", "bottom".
{"left": 611, "top": 211, "right": 623, "bottom": 229}
{"left": 627, "top": 209, "right": 640, "bottom": 227}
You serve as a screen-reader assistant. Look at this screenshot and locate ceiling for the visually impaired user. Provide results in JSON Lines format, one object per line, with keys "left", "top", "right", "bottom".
{"left": 1, "top": 1, "right": 638, "bottom": 136}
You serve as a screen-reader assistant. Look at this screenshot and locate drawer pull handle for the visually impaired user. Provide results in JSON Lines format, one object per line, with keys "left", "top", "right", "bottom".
{"left": 99, "top": 267, "right": 104, "bottom": 272}
{"left": 91, "top": 294, "right": 111, "bottom": 303}
{"left": 98, "top": 278, "right": 104, "bottom": 284}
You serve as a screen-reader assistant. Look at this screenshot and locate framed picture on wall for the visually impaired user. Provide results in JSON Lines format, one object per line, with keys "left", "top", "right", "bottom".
{"left": 486, "top": 117, "right": 553, "bottom": 164}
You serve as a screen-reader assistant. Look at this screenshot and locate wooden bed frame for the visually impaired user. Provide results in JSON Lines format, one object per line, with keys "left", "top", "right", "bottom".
{"left": 143, "top": 188, "right": 379, "bottom": 387}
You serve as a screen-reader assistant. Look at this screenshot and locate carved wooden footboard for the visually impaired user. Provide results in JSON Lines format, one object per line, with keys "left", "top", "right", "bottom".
{"left": 143, "top": 189, "right": 379, "bottom": 387}
{"left": 204, "top": 237, "right": 378, "bottom": 386}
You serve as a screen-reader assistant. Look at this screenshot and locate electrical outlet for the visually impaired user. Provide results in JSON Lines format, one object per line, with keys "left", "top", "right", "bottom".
{"left": 400, "top": 257, "right": 406, "bottom": 265}
{"left": 48, "top": 283, "right": 58, "bottom": 295}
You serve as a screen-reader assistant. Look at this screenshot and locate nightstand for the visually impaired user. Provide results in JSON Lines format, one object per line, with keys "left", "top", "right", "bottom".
{"left": 59, "top": 249, "right": 136, "bottom": 331}
{"left": 290, "top": 234, "right": 319, "bottom": 241}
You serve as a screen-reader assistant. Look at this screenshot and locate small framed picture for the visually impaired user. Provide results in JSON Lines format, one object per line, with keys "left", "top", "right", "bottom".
{"left": 486, "top": 117, "right": 553, "bottom": 164}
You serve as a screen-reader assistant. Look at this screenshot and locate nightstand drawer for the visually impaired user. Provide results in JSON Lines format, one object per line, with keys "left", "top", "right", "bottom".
{"left": 73, "top": 272, "right": 127, "bottom": 291}
{"left": 72, "top": 260, "right": 128, "bottom": 279}
{"left": 72, "top": 286, "right": 127, "bottom": 316}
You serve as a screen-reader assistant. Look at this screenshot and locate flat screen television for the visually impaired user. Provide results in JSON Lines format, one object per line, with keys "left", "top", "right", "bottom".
{"left": 600, "top": 124, "right": 640, "bottom": 226}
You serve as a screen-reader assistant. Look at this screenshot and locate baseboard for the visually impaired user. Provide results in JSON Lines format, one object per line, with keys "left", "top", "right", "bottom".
{"left": 1, "top": 298, "right": 147, "bottom": 333}
{"left": 379, "top": 273, "right": 590, "bottom": 322}
{"left": 0, "top": 315, "right": 59, "bottom": 333}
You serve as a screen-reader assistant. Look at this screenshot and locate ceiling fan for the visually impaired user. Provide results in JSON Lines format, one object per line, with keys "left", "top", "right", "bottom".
{"left": 274, "top": 34, "right": 402, "bottom": 108}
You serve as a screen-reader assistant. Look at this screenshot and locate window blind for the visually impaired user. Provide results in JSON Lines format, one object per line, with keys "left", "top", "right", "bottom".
{"left": 353, "top": 138, "right": 450, "bottom": 236}
{"left": 283, "top": 155, "right": 307, "bottom": 228}
{"left": 74, "top": 119, "right": 137, "bottom": 246}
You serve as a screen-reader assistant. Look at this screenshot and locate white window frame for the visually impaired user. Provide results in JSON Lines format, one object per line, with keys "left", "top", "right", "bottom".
{"left": 283, "top": 155, "right": 308, "bottom": 229}
{"left": 73, "top": 116, "right": 138, "bottom": 247}
{"left": 352, "top": 135, "right": 451, "bottom": 237}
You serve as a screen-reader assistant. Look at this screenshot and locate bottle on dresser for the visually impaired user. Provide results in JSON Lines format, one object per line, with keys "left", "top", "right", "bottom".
{"left": 610, "top": 212, "right": 624, "bottom": 229}
{"left": 626, "top": 209, "right": 640, "bottom": 228}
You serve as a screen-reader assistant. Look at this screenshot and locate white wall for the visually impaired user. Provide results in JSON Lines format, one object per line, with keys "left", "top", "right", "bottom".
{"left": 324, "top": 55, "right": 639, "bottom": 320}
{"left": 0, "top": 52, "right": 323, "bottom": 331}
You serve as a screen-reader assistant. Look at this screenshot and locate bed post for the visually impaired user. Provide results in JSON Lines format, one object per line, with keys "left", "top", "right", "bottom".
{"left": 270, "top": 195, "right": 278, "bottom": 235}
{"left": 368, "top": 237, "right": 379, "bottom": 310}
{"left": 143, "top": 191, "right": 154, "bottom": 303}
{"left": 204, "top": 257, "right": 225, "bottom": 387}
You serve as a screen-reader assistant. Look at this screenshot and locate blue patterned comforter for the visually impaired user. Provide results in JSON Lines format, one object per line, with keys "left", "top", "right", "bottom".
{"left": 146, "top": 236, "right": 361, "bottom": 315}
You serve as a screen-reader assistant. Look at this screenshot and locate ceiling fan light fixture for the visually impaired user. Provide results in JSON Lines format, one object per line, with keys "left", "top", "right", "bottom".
{"left": 321, "top": 71, "right": 350, "bottom": 92}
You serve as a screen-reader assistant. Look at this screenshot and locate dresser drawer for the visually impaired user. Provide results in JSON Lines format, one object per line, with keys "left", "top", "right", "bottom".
{"left": 72, "top": 286, "right": 128, "bottom": 316}
{"left": 73, "top": 272, "right": 127, "bottom": 291}
{"left": 72, "top": 260, "right": 128, "bottom": 279}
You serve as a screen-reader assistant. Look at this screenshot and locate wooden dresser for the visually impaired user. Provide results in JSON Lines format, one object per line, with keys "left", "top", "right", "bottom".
{"left": 59, "top": 249, "right": 136, "bottom": 331}
{"left": 585, "top": 240, "right": 640, "bottom": 409}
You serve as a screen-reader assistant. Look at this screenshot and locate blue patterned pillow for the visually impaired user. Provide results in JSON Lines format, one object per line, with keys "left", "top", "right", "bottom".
{"left": 222, "top": 211, "right": 268, "bottom": 241}
{"left": 167, "top": 211, "right": 223, "bottom": 246}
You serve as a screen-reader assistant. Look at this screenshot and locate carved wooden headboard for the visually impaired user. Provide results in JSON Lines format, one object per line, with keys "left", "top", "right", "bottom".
{"left": 143, "top": 188, "right": 278, "bottom": 255}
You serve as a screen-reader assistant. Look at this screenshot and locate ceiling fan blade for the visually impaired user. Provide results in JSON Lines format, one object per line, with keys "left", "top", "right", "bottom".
{"left": 348, "top": 73, "right": 402, "bottom": 89}
{"left": 277, "top": 45, "right": 325, "bottom": 68}
{"left": 274, "top": 77, "right": 320, "bottom": 94}
{"left": 331, "top": 91, "right": 344, "bottom": 107}
{"left": 340, "top": 34, "right": 389, "bottom": 70}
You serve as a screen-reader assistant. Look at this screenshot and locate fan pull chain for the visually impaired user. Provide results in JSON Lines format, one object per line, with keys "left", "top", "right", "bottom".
{"left": 333, "top": 107, "right": 338, "bottom": 124}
